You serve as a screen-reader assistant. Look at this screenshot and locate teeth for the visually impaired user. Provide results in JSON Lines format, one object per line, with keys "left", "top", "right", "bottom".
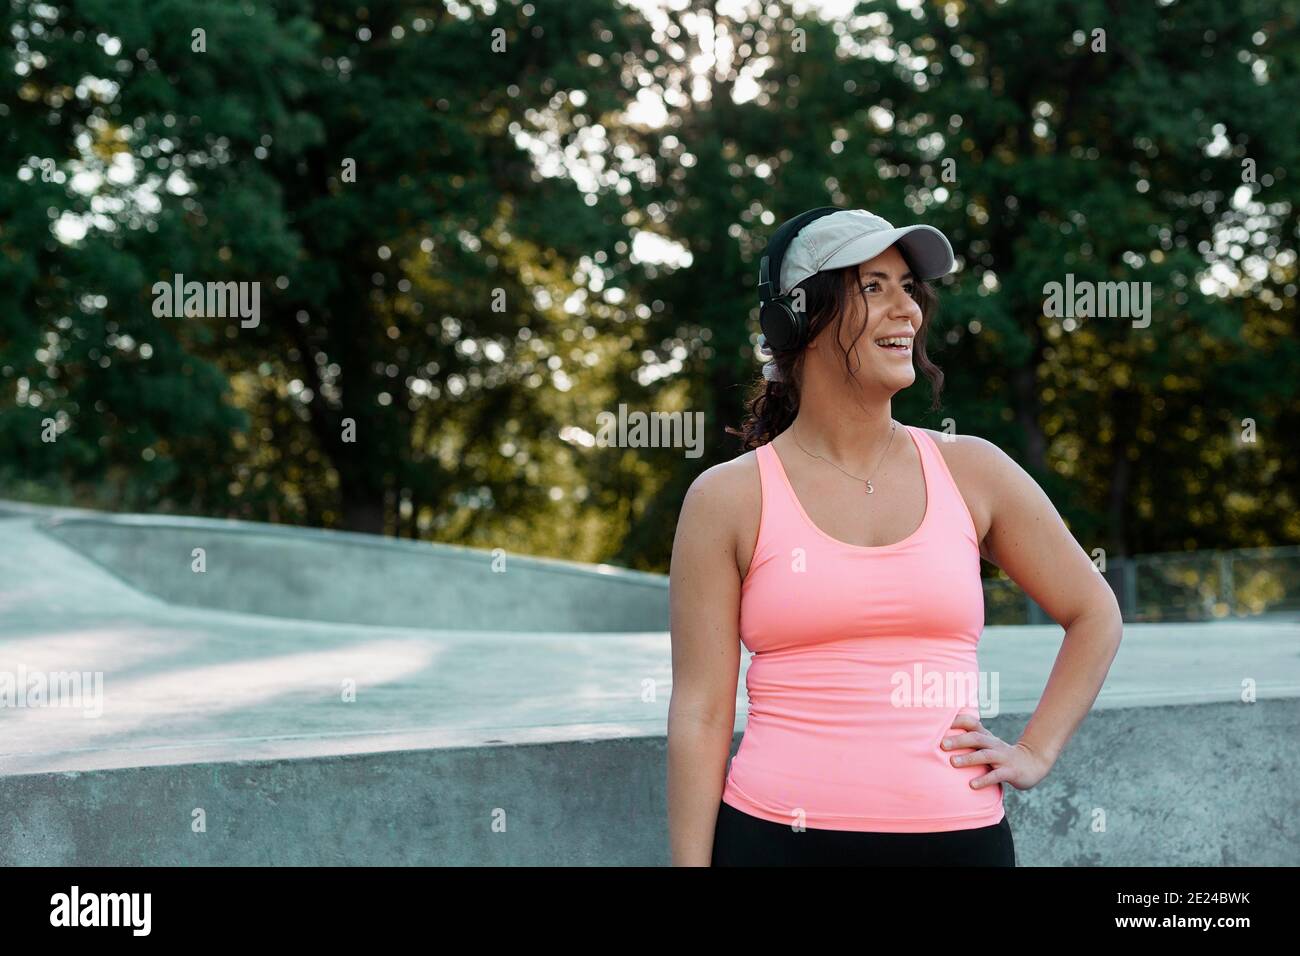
{"left": 875, "top": 337, "right": 912, "bottom": 347}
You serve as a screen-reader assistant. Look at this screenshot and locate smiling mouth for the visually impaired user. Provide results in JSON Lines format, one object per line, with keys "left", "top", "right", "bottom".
{"left": 874, "top": 336, "right": 913, "bottom": 353}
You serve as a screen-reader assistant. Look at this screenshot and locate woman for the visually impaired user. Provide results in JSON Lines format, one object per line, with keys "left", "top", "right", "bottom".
{"left": 666, "top": 207, "right": 1123, "bottom": 866}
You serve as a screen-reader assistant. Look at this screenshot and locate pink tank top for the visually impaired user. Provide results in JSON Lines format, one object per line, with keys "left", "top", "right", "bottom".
{"left": 721, "top": 424, "right": 1005, "bottom": 832}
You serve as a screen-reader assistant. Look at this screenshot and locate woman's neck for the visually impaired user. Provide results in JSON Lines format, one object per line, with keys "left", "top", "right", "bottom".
{"left": 785, "top": 400, "right": 897, "bottom": 474}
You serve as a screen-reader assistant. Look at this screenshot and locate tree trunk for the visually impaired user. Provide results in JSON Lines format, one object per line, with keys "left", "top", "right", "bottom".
{"left": 1106, "top": 391, "right": 1138, "bottom": 559}
{"left": 1011, "top": 361, "right": 1048, "bottom": 473}
{"left": 339, "top": 480, "right": 387, "bottom": 535}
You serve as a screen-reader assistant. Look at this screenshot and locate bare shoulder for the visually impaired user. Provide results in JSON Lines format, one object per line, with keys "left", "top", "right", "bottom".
{"left": 916, "top": 428, "right": 1009, "bottom": 471}
{"left": 674, "top": 449, "right": 761, "bottom": 577}
{"left": 914, "top": 428, "right": 1014, "bottom": 545}
{"left": 679, "top": 449, "right": 761, "bottom": 529}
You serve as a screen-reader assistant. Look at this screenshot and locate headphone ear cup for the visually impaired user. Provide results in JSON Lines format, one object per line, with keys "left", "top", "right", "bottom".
{"left": 759, "top": 299, "right": 804, "bottom": 353}
{"left": 790, "top": 305, "right": 806, "bottom": 349}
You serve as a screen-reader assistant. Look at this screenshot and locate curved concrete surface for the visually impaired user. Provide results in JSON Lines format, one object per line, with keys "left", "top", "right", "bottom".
{"left": 40, "top": 510, "right": 668, "bottom": 631}
{"left": 0, "top": 498, "right": 1297, "bottom": 865}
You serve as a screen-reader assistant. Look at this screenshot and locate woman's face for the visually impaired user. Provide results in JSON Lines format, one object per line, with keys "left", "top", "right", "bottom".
{"left": 810, "top": 244, "right": 923, "bottom": 394}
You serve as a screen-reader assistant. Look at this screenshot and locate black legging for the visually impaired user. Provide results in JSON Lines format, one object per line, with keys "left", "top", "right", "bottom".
{"left": 710, "top": 799, "right": 1016, "bottom": 866}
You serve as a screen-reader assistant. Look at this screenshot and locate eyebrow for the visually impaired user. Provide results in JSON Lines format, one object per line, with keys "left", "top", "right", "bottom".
{"left": 859, "top": 270, "right": 915, "bottom": 281}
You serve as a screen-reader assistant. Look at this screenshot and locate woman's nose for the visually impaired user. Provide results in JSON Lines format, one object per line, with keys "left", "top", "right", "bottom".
{"left": 888, "top": 292, "right": 920, "bottom": 320}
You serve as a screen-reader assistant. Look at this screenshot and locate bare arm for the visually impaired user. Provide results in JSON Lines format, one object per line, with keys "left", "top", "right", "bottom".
{"left": 975, "top": 437, "right": 1124, "bottom": 771}
{"left": 667, "top": 464, "right": 744, "bottom": 866}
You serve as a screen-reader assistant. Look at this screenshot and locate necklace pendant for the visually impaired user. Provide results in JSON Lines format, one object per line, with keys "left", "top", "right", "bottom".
{"left": 865, "top": 480, "right": 873, "bottom": 494}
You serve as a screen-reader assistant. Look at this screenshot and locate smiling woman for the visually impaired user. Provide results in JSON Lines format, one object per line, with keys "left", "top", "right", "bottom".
{"left": 666, "top": 206, "right": 1124, "bottom": 867}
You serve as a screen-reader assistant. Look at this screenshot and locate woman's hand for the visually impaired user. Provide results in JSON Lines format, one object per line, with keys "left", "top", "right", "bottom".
{"left": 941, "top": 712, "right": 1053, "bottom": 791}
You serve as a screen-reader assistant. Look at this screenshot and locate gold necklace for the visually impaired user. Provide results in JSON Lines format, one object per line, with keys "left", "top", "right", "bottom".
{"left": 790, "top": 420, "right": 897, "bottom": 494}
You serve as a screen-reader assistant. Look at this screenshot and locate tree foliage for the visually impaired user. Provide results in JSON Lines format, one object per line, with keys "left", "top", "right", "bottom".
{"left": 1, "top": 0, "right": 1296, "bottom": 570}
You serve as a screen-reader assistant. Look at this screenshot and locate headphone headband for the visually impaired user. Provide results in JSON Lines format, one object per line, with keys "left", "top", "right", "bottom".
{"left": 758, "top": 205, "right": 844, "bottom": 305}
{"left": 757, "top": 205, "right": 844, "bottom": 354}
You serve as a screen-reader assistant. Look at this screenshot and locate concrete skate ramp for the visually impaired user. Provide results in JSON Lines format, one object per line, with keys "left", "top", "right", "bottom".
{"left": 41, "top": 513, "right": 668, "bottom": 631}
{"left": 1, "top": 499, "right": 1298, "bottom": 866}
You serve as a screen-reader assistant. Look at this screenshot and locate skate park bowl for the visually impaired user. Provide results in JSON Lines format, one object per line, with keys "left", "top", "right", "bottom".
{"left": 0, "top": 498, "right": 1296, "bottom": 866}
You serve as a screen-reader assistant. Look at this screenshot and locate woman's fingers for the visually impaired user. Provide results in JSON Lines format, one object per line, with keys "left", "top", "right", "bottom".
{"left": 948, "top": 712, "right": 985, "bottom": 732}
{"left": 942, "top": 715, "right": 1015, "bottom": 782}
{"left": 967, "top": 744, "right": 1048, "bottom": 790}
{"left": 941, "top": 730, "right": 996, "bottom": 752}
{"left": 970, "top": 764, "right": 1011, "bottom": 789}
{"left": 952, "top": 746, "right": 1002, "bottom": 767}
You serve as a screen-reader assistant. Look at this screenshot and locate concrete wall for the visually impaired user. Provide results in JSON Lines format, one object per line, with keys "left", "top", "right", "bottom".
{"left": 41, "top": 514, "right": 668, "bottom": 632}
{"left": 2, "top": 697, "right": 1294, "bottom": 866}
{"left": 4, "top": 498, "right": 1295, "bottom": 866}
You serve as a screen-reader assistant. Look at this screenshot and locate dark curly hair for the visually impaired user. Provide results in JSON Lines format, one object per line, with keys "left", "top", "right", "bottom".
{"left": 725, "top": 253, "right": 945, "bottom": 450}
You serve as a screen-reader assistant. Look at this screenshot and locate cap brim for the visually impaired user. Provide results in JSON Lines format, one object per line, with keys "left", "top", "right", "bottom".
{"left": 821, "top": 224, "right": 954, "bottom": 280}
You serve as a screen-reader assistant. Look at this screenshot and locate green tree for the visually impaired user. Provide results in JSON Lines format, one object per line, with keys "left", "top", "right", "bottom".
{"left": 2, "top": 0, "right": 666, "bottom": 561}
{"left": 620, "top": 0, "right": 1300, "bottom": 568}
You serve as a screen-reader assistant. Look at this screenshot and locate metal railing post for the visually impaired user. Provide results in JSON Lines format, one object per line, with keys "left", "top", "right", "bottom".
{"left": 1218, "top": 552, "right": 1234, "bottom": 616}
{"left": 1123, "top": 558, "right": 1137, "bottom": 622}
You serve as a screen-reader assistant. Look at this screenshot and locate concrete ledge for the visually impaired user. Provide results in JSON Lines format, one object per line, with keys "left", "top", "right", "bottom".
{"left": 1, "top": 697, "right": 1295, "bottom": 866}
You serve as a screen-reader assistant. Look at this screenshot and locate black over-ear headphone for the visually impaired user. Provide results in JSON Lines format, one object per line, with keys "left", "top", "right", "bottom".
{"left": 757, "top": 205, "right": 844, "bottom": 353}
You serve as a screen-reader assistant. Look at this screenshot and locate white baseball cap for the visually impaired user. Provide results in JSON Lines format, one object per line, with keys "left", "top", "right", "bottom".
{"left": 777, "top": 208, "right": 955, "bottom": 296}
